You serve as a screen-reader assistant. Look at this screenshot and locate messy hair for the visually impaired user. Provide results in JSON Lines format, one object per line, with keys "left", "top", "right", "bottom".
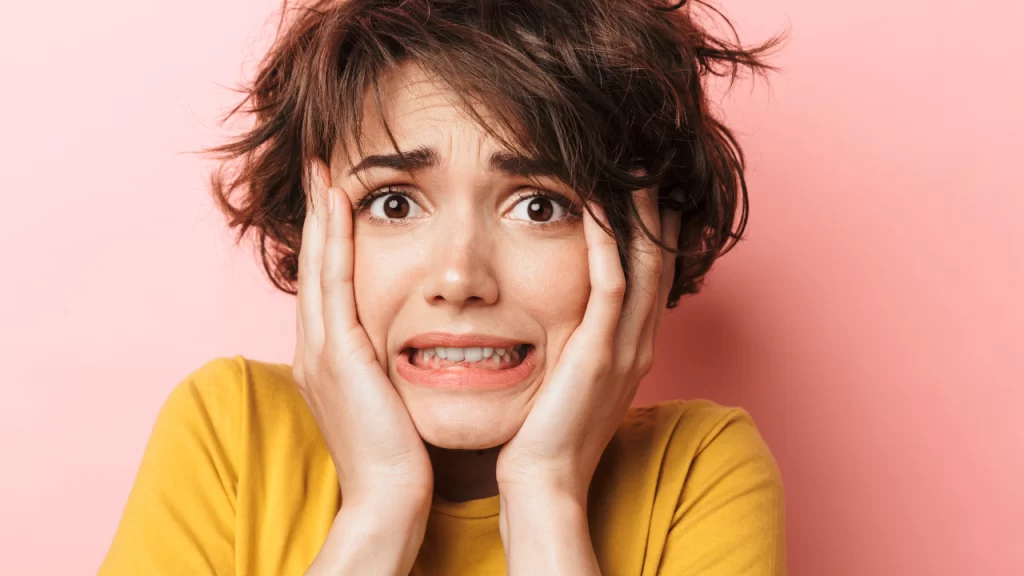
{"left": 202, "top": 0, "right": 782, "bottom": 308}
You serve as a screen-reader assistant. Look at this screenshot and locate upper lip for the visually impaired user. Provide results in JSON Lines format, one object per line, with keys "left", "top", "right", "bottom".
{"left": 401, "top": 332, "right": 528, "bottom": 350}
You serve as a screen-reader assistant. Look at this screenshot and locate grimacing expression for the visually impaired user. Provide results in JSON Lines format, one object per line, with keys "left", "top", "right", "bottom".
{"left": 329, "top": 63, "right": 632, "bottom": 449}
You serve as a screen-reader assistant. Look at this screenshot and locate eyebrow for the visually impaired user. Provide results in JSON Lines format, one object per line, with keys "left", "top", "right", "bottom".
{"left": 348, "top": 146, "right": 564, "bottom": 180}
{"left": 348, "top": 146, "right": 438, "bottom": 175}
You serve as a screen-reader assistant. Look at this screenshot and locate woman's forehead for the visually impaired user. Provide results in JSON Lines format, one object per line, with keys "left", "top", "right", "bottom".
{"left": 333, "top": 64, "right": 538, "bottom": 171}
{"left": 361, "top": 66, "right": 508, "bottom": 146}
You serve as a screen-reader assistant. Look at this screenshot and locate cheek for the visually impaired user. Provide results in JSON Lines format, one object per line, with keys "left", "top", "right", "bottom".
{"left": 503, "top": 235, "right": 590, "bottom": 336}
{"left": 352, "top": 237, "right": 418, "bottom": 353}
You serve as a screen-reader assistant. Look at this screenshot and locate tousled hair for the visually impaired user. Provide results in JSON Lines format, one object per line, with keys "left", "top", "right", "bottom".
{"left": 201, "top": 0, "right": 782, "bottom": 308}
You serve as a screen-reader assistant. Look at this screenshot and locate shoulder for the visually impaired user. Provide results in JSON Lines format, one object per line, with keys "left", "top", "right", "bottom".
{"left": 637, "top": 401, "right": 787, "bottom": 572}
{"left": 160, "top": 355, "right": 297, "bottom": 414}
{"left": 631, "top": 399, "right": 784, "bottom": 527}
{"left": 100, "top": 356, "right": 305, "bottom": 573}
{"left": 622, "top": 398, "right": 755, "bottom": 444}
{"left": 157, "top": 356, "right": 316, "bottom": 454}
{"left": 650, "top": 398, "right": 779, "bottom": 483}
{"left": 615, "top": 399, "right": 771, "bottom": 465}
{"left": 594, "top": 400, "right": 785, "bottom": 571}
{"left": 599, "top": 398, "right": 783, "bottom": 508}
{"left": 167, "top": 355, "right": 305, "bottom": 410}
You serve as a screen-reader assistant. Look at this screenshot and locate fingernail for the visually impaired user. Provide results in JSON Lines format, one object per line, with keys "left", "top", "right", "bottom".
{"left": 327, "top": 187, "right": 335, "bottom": 213}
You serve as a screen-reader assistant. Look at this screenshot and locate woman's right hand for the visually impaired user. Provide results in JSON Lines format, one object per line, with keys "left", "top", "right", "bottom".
{"left": 294, "top": 158, "right": 433, "bottom": 574}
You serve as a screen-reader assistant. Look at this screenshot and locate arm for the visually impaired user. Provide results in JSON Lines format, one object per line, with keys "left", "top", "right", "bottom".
{"left": 498, "top": 487, "right": 601, "bottom": 575}
{"left": 496, "top": 189, "right": 674, "bottom": 575}
{"left": 296, "top": 160, "right": 434, "bottom": 575}
{"left": 305, "top": 499, "right": 430, "bottom": 576}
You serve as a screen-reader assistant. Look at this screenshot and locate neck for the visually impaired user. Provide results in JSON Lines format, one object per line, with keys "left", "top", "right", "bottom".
{"left": 426, "top": 443, "right": 501, "bottom": 503}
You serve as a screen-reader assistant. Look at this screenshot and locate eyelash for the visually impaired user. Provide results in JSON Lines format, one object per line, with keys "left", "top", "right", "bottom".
{"left": 355, "top": 186, "right": 416, "bottom": 227}
{"left": 355, "top": 186, "right": 581, "bottom": 228}
{"left": 511, "top": 190, "right": 582, "bottom": 229}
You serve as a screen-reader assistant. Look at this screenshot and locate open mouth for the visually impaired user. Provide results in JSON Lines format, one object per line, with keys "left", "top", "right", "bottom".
{"left": 395, "top": 343, "right": 538, "bottom": 389}
{"left": 406, "top": 344, "right": 532, "bottom": 370}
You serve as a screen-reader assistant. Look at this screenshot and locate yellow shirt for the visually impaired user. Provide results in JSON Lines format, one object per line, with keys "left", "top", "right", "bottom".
{"left": 99, "top": 356, "right": 786, "bottom": 575}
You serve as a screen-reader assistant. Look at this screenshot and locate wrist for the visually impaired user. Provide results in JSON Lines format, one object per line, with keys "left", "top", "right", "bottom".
{"left": 336, "top": 498, "right": 430, "bottom": 539}
{"left": 306, "top": 497, "right": 431, "bottom": 576}
{"left": 342, "top": 485, "right": 434, "bottom": 523}
{"left": 498, "top": 487, "right": 598, "bottom": 575}
{"left": 497, "top": 470, "right": 590, "bottom": 507}
{"left": 499, "top": 484, "right": 588, "bottom": 526}
{"left": 501, "top": 479, "right": 585, "bottom": 503}
{"left": 340, "top": 470, "right": 434, "bottom": 519}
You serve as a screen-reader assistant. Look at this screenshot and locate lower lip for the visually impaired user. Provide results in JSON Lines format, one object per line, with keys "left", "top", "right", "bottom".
{"left": 395, "top": 346, "right": 538, "bottom": 390}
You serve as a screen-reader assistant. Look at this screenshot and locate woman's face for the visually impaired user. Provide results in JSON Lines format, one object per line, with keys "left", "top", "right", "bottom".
{"left": 330, "top": 63, "right": 592, "bottom": 450}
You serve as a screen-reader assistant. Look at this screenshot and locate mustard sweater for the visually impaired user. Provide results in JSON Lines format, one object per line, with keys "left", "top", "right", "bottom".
{"left": 99, "top": 356, "right": 786, "bottom": 575}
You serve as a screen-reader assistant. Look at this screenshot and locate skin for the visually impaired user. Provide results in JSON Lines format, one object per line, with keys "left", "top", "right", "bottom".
{"left": 294, "top": 62, "right": 681, "bottom": 575}
{"left": 336, "top": 64, "right": 592, "bottom": 456}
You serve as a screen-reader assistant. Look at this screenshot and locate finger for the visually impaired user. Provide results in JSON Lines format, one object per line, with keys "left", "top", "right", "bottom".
{"left": 526, "top": 204, "right": 624, "bottom": 423}
{"left": 614, "top": 187, "right": 663, "bottom": 359}
{"left": 293, "top": 298, "right": 305, "bottom": 379}
{"left": 576, "top": 204, "right": 626, "bottom": 347}
{"left": 651, "top": 207, "right": 682, "bottom": 344}
{"left": 320, "top": 186, "right": 365, "bottom": 356}
{"left": 635, "top": 204, "right": 680, "bottom": 378}
{"left": 297, "top": 158, "right": 332, "bottom": 353}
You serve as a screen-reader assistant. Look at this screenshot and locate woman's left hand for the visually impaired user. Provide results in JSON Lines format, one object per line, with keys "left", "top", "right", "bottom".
{"left": 495, "top": 186, "right": 679, "bottom": 501}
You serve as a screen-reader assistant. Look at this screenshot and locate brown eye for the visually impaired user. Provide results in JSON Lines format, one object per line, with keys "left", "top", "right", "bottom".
{"left": 509, "top": 193, "right": 570, "bottom": 223}
{"left": 527, "top": 198, "right": 554, "bottom": 221}
{"left": 383, "top": 195, "right": 409, "bottom": 218}
{"left": 368, "top": 192, "right": 423, "bottom": 221}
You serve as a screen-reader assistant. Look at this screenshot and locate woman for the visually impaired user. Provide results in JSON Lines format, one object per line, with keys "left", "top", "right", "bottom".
{"left": 100, "top": 0, "right": 785, "bottom": 574}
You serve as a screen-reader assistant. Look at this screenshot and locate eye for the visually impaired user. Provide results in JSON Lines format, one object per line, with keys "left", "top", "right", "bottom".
{"left": 364, "top": 190, "right": 424, "bottom": 221}
{"left": 508, "top": 191, "right": 573, "bottom": 223}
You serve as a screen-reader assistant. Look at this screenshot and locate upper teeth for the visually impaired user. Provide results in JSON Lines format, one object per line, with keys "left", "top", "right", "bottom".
{"left": 422, "top": 346, "right": 520, "bottom": 363}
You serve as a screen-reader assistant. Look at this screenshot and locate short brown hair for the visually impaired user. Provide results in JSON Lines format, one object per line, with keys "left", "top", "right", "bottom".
{"left": 201, "top": 0, "right": 782, "bottom": 308}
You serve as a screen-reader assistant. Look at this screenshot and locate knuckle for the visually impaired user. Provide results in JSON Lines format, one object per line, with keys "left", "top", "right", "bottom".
{"left": 584, "top": 346, "right": 612, "bottom": 373}
{"left": 594, "top": 356, "right": 614, "bottom": 376}
{"left": 297, "top": 247, "right": 316, "bottom": 283}
{"left": 305, "top": 350, "right": 325, "bottom": 379}
{"left": 635, "top": 352, "right": 655, "bottom": 376}
{"left": 616, "top": 349, "right": 637, "bottom": 370}
{"left": 601, "top": 278, "right": 627, "bottom": 299}
{"left": 320, "top": 344, "right": 356, "bottom": 380}
{"left": 649, "top": 252, "right": 664, "bottom": 276}
{"left": 291, "top": 363, "right": 306, "bottom": 387}
{"left": 324, "top": 214, "right": 338, "bottom": 239}
{"left": 319, "top": 268, "right": 334, "bottom": 292}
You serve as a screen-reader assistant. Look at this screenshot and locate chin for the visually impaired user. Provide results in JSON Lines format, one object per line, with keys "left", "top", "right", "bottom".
{"left": 403, "top": 392, "right": 528, "bottom": 450}
{"left": 390, "top": 343, "right": 543, "bottom": 450}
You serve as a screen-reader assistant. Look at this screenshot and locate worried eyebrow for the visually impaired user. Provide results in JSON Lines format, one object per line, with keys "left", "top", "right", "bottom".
{"left": 348, "top": 146, "right": 565, "bottom": 180}
{"left": 488, "top": 150, "right": 564, "bottom": 180}
{"left": 348, "top": 146, "right": 438, "bottom": 175}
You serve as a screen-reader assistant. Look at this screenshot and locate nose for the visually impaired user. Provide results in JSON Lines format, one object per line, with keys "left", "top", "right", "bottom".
{"left": 421, "top": 218, "right": 499, "bottom": 308}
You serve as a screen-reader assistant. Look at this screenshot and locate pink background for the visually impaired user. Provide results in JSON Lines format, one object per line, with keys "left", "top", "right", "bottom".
{"left": 2, "top": 0, "right": 1021, "bottom": 574}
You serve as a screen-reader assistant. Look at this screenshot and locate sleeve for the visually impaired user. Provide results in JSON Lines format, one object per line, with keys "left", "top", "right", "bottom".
{"left": 98, "top": 357, "right": 244, "bottom": 575}
{"left": 658, "top": 410, "right": 787, "bottom": 575}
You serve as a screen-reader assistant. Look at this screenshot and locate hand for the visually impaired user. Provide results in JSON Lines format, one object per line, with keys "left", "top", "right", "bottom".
{"left": 292, "top": 158, "right": 433, "bottom": 509}
{"left": 495, "top": 187, "right": 679, "bottom": 501}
